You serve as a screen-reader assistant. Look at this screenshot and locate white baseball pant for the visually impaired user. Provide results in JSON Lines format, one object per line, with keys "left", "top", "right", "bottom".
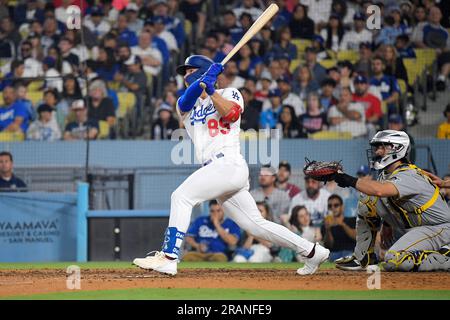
{"left": 168, "top": 155, "right": 315, "bottom": 256}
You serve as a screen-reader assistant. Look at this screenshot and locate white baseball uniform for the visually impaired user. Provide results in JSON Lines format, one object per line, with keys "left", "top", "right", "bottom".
{"left": 170, "top": 88, "right": 315, "bottom": 257}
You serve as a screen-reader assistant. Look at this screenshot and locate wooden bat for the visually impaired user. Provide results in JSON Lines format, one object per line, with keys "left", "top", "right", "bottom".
{"left": 200, "top": 3, "right": 279, "bottom": 88}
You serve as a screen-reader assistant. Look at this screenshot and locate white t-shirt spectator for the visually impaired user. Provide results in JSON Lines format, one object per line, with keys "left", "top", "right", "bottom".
{"left": 45, "top": 68, "right": 63, "bottom": 92}
{"left": 157, "top": 30, "right": 179, "bottom": 53}
{"left": 327, "top": 102, "right": 367, "bottom": 138}
{"left": 233, "top": 6, "right": 263, "bottom": 23}
{"left": 340, "top": 29, "right": 373, "bottom": 51}
{"left": 84, "top": 18, "right": 111, "bottom": 38}
{"left": 300, "top": 0, "right": 332, "bottom": 25}
{"left": 289, "top": 188, "right": 331, "bottom": 227}
{"left": 26, "top": 118, "right": 62, "bottom": 141}
{"left": 320, "top": 29, "right": 341, "bottom": 52}
{"left": 262, "top": 92, "right": 305, "bottom": 116}
{"left": 131, "top": 45, "right": 163, "bottom": 76}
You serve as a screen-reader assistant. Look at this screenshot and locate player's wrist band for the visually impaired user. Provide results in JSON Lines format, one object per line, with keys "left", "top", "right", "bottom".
{"left": 334, "top": 173, "right": 358, "bottom": 189}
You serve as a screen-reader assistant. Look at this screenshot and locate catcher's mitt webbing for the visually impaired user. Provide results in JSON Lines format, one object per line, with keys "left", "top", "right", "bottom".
{"left": 303, "top": 158, "right": 343, "bottom": 182}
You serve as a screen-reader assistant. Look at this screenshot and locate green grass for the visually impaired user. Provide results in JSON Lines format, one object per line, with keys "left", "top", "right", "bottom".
{"left": 5, "top": 288, "right": 450, "bottom": 300}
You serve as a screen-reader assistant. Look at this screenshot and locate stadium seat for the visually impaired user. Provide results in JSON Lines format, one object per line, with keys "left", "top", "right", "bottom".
{"left": 397, "top": 79, "right": 407, "bottom": 95}
{"left": 108, "top": 81, "right": 121, "bottom": 91}
{"left": 337, "top": 50, "right": 359, "bottom": 63}
{"left": 318, "top": 59, "right": 337, "bottom": 69}
{"left": 28, "top": 80, "right": 44, "bottom": 92}
{"left": 289, "top": 59, "right": 303, "bottom": 73}
{"left": 292, "top": 39, "right": 312, "bottom": 53}
{"left": 414, "top": 48, "right": 436, "bottom": 70}
{"left": 403, "top": 58, "right": 420, "bottom": 86}
{"left": 117, "top": 92, "right": 136, "bottom": 118}
{"left": 0, "top": 131, "right": 24, "bottom": 142}
{"left": 309, "top": 130, "right": 352, "bottom": 140}
{"left": 27, "top": 91, "right": 43, "bottom": 106}
{"left": 184, "top": 20, "right": 192, "bottom": 36}
{"left": 97, "top": 120, "right": 110, "bottom": 139}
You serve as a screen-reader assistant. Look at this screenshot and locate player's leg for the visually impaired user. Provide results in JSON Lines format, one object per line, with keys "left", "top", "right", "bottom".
{"left": 218, "top": 189, "right": 329, "bottom": 275}
{"left": 383, "top": 223, "right": 450, "bottom": 272}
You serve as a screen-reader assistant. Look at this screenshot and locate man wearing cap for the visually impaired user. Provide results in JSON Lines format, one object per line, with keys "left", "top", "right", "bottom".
{"left": 115, "top": 55, "right": 147, "bottom": 110}
{"left": 278, "top": 76, "right": 304, "bottom": 116}
{"left": 369, "top": 56, "right": 401, "bottom": 114}
{"left": 304, "top": 47, "right": 327, "bottom": 85}
{"left": 260, "top": 88, "right": 283, "bottom": 129}
{"left": 64, "top": 100, "right": 99, "bottom": 141}
{"left": 152, "top": 0, "right": 186, "bottom": 49}
{"left": 152, "top": 15, "right": 179, "bottom": 53}
{"left": 116, "top": 13, "right": 139, "bottom": 47}
{"left": 131, "top": 30, "right": 163, "bottom": 76}
{"left": 222, "top": 60, "right": 245, "bottom": 89}
{"left": 125, "top": 3, "right": 144, "bottom": 34}
{"left": 42, "top": 56, "right": 63, "bottom": 92}
{"left": 437, "top": 104, "right": 450, "bottom": 139}
{"left": 354, "top": 42, "right": 373, "bottom": 78}
{"left": 84, "top": 6, "right": 111, "bottom": 39}
{"left": 340, "top": 13, "right": 373, "bottom": 51}
{"left": 26, "top": 104, "right": 61, "bottom": 141}
{"left": 151, "top": 103, "right": 179, "bottom": 140}
{"left": 250, "top": 165, "right": 291, "bottom": 225}
{"left": 277, "top": 161, "right": 301, "bottom": 199}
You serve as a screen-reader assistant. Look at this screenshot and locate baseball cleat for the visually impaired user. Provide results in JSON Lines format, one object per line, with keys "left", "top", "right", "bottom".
{"left": 296, "top": 243, "right": 330, "bottom": 275}
{"left": 335, "top": 254, "right": 378, "bottom": 271}
{"left": 133, "top": 251, "right": 178, "bottom": 275}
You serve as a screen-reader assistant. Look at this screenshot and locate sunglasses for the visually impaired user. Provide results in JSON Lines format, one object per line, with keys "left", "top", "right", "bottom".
{"left": 328, "top": 203, "right": 341, "bottom": 209}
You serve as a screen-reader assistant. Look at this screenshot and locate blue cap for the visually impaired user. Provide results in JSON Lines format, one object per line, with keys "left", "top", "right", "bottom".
{"left": 357, "top": 165, "right": 370, "bottom": 176}
{"left": 268, "top": 88, "right": 281, "bottom": 98}
{"left": 43, "top": 56, "right": 56, "bottom": 68}
{"left": 312, "top": 34, "right": 325, "bottom": 45}
{"left": 152, "top": 15, "right": 166, "bottom": 25}
{"left": 354, "top": 75, "right": 368, "bottom": 84}
{"left": 354, "top": 12, "right": 365, "bottom": 20}
{"left": 388, "top": 113, "right": 404, "bottom": 124}
{"left": 90, "top": 6, "right": 104, "bottom": 16}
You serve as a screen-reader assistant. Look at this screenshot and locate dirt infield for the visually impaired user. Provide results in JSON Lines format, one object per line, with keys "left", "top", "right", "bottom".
{"left": 1, "top": 268, "right": 450, "bottom": 297}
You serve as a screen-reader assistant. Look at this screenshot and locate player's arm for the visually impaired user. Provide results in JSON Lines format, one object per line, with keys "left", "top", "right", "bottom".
{"left": 334, "top": 173, "right": 399, "bottom": 197}
{"left": 5, "top": 116, "right": 24, "bottom": 132}
{"left": 214, "top": 223, "right": 239, "bottom": 246}
{"left": 177, "top": 78, "right": 204, "bottom": 116}
{"left": 185, "top": 236, "right": 202, "bottom": 251}
{"left": 210, "top": 92, "right": 241, "bottom": 122}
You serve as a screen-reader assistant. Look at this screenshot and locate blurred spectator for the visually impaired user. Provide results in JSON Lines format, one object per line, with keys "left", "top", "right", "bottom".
{"left": 233, "top": 201, "right": 274, "bottom": 263}
{"left": 26, "top": 104, "right": 61, "bottom": 141}
{"left": 222, "top": 60, "right": 245, "bottom": 89}
{"left": 64, "top": 99, "right": 99, "bottom": 141}
{"left": 320, "top": 13, "right": 344, "bottom": 53}
{"left": 0, "top": 60, "right": 25, "bottom": 91}
{"left": 277, "top": 205, "right": 321, "bottom": 262}
{"left": 58, "top": 37, "right": 80, "bottom": 74}
{"left": 394, "top": 34, "right": 416, "bottom": 59}
{"left": 14, "top": 0, "right": 45, "bottom": 27}
{"left": 331, "top": 0, "right": 355, "bottom": 26}
{"left": 84, "top": 6, "right": 111, "bottom": 39}
{"left": 236, "top": 43, "right": 263, "bottom": 79}
{"left": 0, "top": 16, "right": 21, "bottom": 49}
{"left": 321, "top": 194, "right": 356, "bottom": 261}
{"left": 250, "top": 165, "right": 291, "bottom": 225}
{"left": 233, "top": 0, "right": 263, "bottom": 22}
{"left": 299, "top": 92, "right": 328, "bottom": 134}
{"left": 336, "top": 60, "right": 354, "bottom": 89}
{"left": 260, "top": 89, "right": 282, "bottom": 129}
{"left": 369, "top": 56, "right": 401, "bottom": 115}
{"left": 95, "top": 46, "right": 119, "bottom": 81}
{"left": 125, "top": 3, "right": 144, "bottom": 34}
{"left": 47, "top": 45, "right": 71, "bottom": 75}
{"left": 14, "top": 83, "right": 34, "bottom": 127}
{"left": 300, "top": 0, "right": 332, "bottom": 28}
{"left": 328, "top": 87, "right": 367, "bottom": 138}
{"left": 41, "top": 88, "right": 65, "bottom": 132}
{"left": 254, "top": 71, "right": 272, "bottom": 102}
{"left": 41, "top": 17, "right": 62, "bottom": 54}
{"left": 0, "top": 86, "right": 28, "bottom": 134}
{"left": 292, "top": 64, "right": 320, "bottom": 101}
{"left": 277, "top": 75, "right": 304, "bottom": 116}
{"left": 116, "top": 43, "right": 133, "bottom": 72}
{"left": 42, "top": 56, "right": 63, "bottom": 92}
{"left": 19, "top": 40, "right": 43, "bottom": 78}
{"left": 304, "top": 47, "right": 327, "bottom": 86}
{"left": 375, "top": 7, "right": 408, "bottom": 46}
{"left": 0, "top": 151, "right": 27, "bottom": 191}
{"left": 131, "top": 30, "right": 163, "bottom": 76}
{"left": 277, "top": 161, "right": 301, "bottom": 199}
{"left": 352, "top": 75, "right": 383, "bottom": 137}
{"left": 311, "top": 34, "right": 330, "bottom": 61}
{"left": 413, "top": 5, "right": 427, "bottom": 26}
{"left": 342, "top": 165, "right": 372, "bottom": 218}
{"left": 151, "top": 16, "right": 178, "bottom": 54}
{"left": 288, "top": 4, "right": 314, "bottom": 40}
{"left": 354, "top": 42, "right": 373, "bottom": 78}
{"left": 379, "top": 44, "right": 408, "bottom": 86}
{"left": 289, "top": 176, "right": 331, "bottom": 227}
{"left": 240, "top": 87, "right": 261, "bottom": 131}
{"left": 115, "top": 13, "right": 138, "bottom": 47}
{"left": 184, "top": 200, "right": 240, "bottom": 262}
{"left": 203, "top": 33, "right": 226, "bottom": 63}
{"left": 270, "top": 26, "right": 297, "bottom": 61}
{"left": 151, "top": 0, "right": 186, "bottom": 49}
{"left": 179, "top": 0, "right": 206, "bottom": 41}
{"left": 151, "top": 103, "right": 179, "bottom": 140}
{"left": 87, "top": 80, "right": 116, "bottom": 130}
{"left": 219, "top": 10, "right": 243, "bottom": 45}
{"left": 340, "top": 12, "right": 372, "bottom": 51}
{"left": 437, "top": 104, "right": 450, "bottom": 139}
{"left": 278, "top": 105, "right": 307, "bottom": 139}
{"left": 319, "top": 78, "right": 338, "bottom": 112}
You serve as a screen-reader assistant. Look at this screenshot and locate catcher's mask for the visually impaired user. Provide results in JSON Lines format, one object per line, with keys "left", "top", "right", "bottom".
{"left": 367, "top": 130, "right": 410, "bottom": 170}
{"left": 176, "top": 55, "right": 214, "bottom": 86}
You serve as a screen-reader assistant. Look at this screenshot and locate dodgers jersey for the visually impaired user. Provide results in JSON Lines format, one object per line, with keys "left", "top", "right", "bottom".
{"left": 178, "top": 88, "right": 245, "bottom": 164}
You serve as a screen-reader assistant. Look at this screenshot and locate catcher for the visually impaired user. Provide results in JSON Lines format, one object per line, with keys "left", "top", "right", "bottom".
{"left": 304, "top": 130, "right": 450, "bottom": 272}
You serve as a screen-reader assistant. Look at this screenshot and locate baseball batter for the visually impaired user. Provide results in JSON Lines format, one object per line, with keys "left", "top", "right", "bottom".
{"left": 329, "top": 130, "right": 450, "bottom": 271}
{"left": 133, "top": 55, "right": 330, "bottom": 275}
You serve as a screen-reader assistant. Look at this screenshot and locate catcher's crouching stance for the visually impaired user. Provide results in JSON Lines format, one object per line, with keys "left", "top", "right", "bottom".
{"left": 306, "top": 130, "right": 450, "bottom": 272}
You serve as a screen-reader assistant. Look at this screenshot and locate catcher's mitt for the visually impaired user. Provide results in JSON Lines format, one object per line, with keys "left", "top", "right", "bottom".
{"left": 303, "top": 158, "right": 343, "bottom": 182}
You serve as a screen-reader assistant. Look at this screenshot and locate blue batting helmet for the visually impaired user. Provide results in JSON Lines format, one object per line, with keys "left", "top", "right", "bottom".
{"left": 176, "top": 55, "right": 214, "bottom": 85}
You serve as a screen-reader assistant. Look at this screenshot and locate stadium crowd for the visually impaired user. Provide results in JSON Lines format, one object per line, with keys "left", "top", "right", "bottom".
{"left": 0, "top": 0, "right": 448, "bottom": 141}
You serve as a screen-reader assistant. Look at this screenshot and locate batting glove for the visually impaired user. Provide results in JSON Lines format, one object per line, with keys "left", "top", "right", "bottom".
{"left": 200, "top": 74, "right": 217, "bottom": 95}
{"left": 205, "top": 63, "right": 224, "bottom": 77}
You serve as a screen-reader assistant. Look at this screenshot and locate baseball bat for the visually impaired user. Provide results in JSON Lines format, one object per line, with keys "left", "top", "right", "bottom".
{"left": 200, "top": 3, "right": 279, "bottom": 89}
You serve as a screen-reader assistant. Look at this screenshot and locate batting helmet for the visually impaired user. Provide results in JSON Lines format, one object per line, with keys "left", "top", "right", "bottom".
{"left": 176, "top": 55, "right": 214, "bottom": 85}
{"left": 367, "top": 130, "right": 410, "bottom": 170}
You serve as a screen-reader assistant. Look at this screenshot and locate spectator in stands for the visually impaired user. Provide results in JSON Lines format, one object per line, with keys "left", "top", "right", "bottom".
{"left": 0, "top": 60, "right": 24, "bottom": 91}
{"left": 299, "top": 92, "right": 328, "bottom": 134}
{"left": 276, "top": 75, "right": 304, "bottom": 116}
{"left": 240, "top": 87, "right": 261, "bottom": 131}
{"left": 300, "top": 0, "right": 332, "bottom": 29}
{"left": 125, "top": 3, "right": 144, "bottom": 34}
{"left": 288, "top": 4, "right": 314, "bottom": 40}
{"left": 95, "top": 46, "right": 118, "bottom": 82}
{"left": 183, "top": 200, "right": 240, "bottom": 262}
{"left": 233, "top": 0, "right": 263, "bottom": 22}
{"left": 58, "top": 37, "right": 80, "bottom": 75}
{"left": 14, "top": 83, "right": 34, "bottom": 127}
{"left": 304, "top": 46, "right": 327, "bottom": 86}
{"left": 220, "top": 10, "right": 243, "bottom": 45}
{"left": 233, "top": 201, "right": 274, "bottom": 263}
{"left": 151, "top": 16, "right": 179, "bottom": 54}
{"left": 337, "top": 60, "right": 354, "bottom": 90}
{"left": 250, "top": 165, "right": 291, "bottom": 225}
{"left": 236, "top": 43, "right": 263, "bottom": 79}
{"left": 131, "top": 30, "right": 163, "bottom": 77}
{"left": 26, "top": 104, "right": 61, "bottom": 141}
{"left": 151, "top": 0, "right": 186, "bottom": 49}
{"left": 42, "top": 56, "right": 63, "bottom": 92}
{"left": 395, "top": 34, "right": 416, "bottom": 59}
{"left": 0, "top": 16, "right": 21, "bottom": 50}
{"left": 41, "top": 17, "right": 61, "bottom": 54}
{"left": 267, "top": 59, "right": 283, "bottom": 85}
{"left": 151, "top": 103, "right": 179, "bottom": 140}
{"left": 278, "top": 105, "right": 307, "bottom": 139}
{"left": 321, "top": 194, "right": 356, "bottom": 261}
{"left": 379, "top": 44, "right": 408, "bottom": 86}
{"left": 84, "top": 6, "right": 111, "bottom": 39}
{"left": 254, "top": 71, "right": 272, "bottom": 102}
{"left": 0, "top": 151, "right": 27, "bottom": 191}
{"left": 19, "top": 40, "right": 43, "bottom": 78}
{"left": 369, "top": 56, "right": 401, "bottom": 115}
{"left": 116, "top": 43, "right": 133, "bottom": 73}
{"left": 328, "top": 87, "right": 367, "bottom": 138}
{"left": 222, "top": 60, "right": 245, "bottom": 89}
{"left": 277, "top": 161, "right": 301, "bottom": 199}
{"left": 319, "top": 78, "right": 338, "bottom": 112}
{"left": 343, "top": 165, "right": 372, "bottom": 218}
{"left": 320, "top": 13, "right": 344, "bottom": 53}
{"left": 354, "top": 42, "right": 373, "bottom": 78}
{"left": 340, "top": 12, "right": 373, "bottom": 51}
{"left": 311, "top": 34, "right": 330, "bottom": 61}
{"left": 115, "top": 54, "right": 147, "bottom": 110}
{"left": 375, "top": 7, "right": 408, "bottom": 46}
{"left": 87, "top": 80, "right": 116, "bottom": 132}
{"left": 352, "top": 75, "right": 383, "bottom": 138}
{"left": 115, "top": 13, "right": 138, "bottom": 47}
{"left": 13, "top": 0, "right": 44, "bottom": 27}
{"left": 179, "top": 0, "right": 206, "bottom": 42}
{"left": 64, "top": 99, "right": 99, "bottom": 141}
{"left": 270, "top": 26, "right": 298, "bottom": 61}
{"left": 203, "top": 33, "right": 226, "bottom": 63}
{"left": 47, "top": 45, "right": 71, "bottom": 76}
{"left": 0, "top": 86, "right": 28, "bottom": 135}
{"left": 292, "top": 64, "right": 320, "bottom": 101}
{"left": 437, "top": 104, "right": 450, "bottom": 139}
{"left": 289, "top": 176, "right": 331, "bottom": 227}
{"left": 260, "top": 89, "right": 283, "bottom": 130}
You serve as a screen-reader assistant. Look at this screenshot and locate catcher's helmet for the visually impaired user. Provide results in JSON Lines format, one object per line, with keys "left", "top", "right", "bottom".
{"left": 176, "top": 55, "right": 214, "bottom": 85}
{"left": 367, "top": 130, "right": 410, "bottom": 170}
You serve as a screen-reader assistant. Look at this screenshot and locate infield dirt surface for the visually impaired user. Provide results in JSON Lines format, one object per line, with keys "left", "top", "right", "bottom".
{"left": 1, "top": 267, "right": 450, "bottom": 298}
